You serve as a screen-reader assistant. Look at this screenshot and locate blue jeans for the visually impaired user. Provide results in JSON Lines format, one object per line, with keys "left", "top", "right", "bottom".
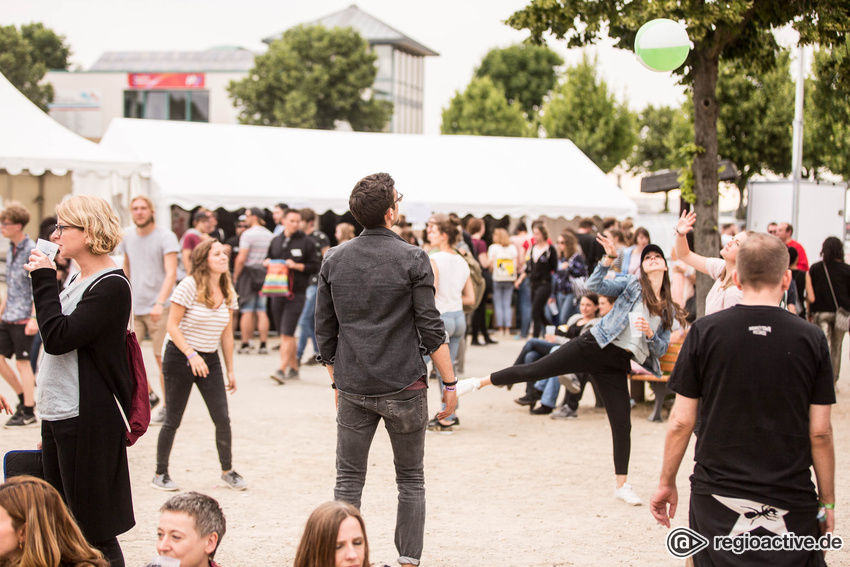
{"left": 492, "top": 281, "right": 514, "bottom": 328}
{"left": 534, "top": 376, "right": 562, "bottom": 407}
{"left": 517, "top": 278, "right": 532, "bottom": 338}
{"left": 336, "top": 388, "right": 428, "bottom": 565}
{"left": 435, "top": 310, "right": 464, "bottom": 420}
{"left": 296, "top": 284, "right": 319, "bottom": 360}
{"left": 556, "top": 292, "right": 577, "bottom": 325}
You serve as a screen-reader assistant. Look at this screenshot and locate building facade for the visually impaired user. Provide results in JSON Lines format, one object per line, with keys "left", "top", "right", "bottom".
{"left": 46, "top": 6, "right": 436, "bottom": 140}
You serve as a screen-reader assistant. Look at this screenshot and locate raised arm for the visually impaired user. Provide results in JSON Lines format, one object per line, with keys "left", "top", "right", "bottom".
{"left": 674, "top": 211, "right": 710, "bottom": 275}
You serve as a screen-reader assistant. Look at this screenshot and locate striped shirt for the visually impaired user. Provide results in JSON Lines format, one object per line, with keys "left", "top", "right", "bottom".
{"left": 166, "top": 276, "right": 238, "bottom": 353}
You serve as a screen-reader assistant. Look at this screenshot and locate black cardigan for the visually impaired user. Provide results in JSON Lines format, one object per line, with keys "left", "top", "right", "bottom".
{"left": 32, "top": 267, "right": 135, "bottom": 542}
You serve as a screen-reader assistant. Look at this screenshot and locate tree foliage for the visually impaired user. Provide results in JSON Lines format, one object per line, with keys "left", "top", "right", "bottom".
{"left": 441, "top": 76, "right": 532, "bottom": 137}
{"left": 631, "top": 104, "right": 692, "bottom": 173}
{"left": 804, "top": 43, "right": 850, "bottom": 179}
{"left": 716, "top": 50, "right": 794, "bottom": 217}
{"left": 541, "top": 55, "right": 636, "bottom": 173}
{"left": 506, "top": 0, "right": 849, "bottom": 316}
{"left": 475, "top": 43, "right": 563, "bottom": 116}
{"left": 228, "top": 25, "right": 392, "bottom": 131}
{"left": 0, "top": 23, "right": 70, "bottom": 112}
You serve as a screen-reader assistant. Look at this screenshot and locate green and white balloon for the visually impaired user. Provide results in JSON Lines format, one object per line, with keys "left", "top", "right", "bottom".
{"left": 635, "top": 19, "right": 690, "bottom": 72}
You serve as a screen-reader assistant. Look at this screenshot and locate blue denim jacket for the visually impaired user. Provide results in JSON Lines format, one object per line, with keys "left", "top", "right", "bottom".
{"left": 586, "top": 262, "right": 672, "bottom": 377}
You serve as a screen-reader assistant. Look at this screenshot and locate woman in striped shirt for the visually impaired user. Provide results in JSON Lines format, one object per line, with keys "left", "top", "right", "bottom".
{"left": 152, "top": 239, "right": 246, "bottom": 492}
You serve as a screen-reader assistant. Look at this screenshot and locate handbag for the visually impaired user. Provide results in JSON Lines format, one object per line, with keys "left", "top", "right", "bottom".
{"left": 822, "top": 264, "right": 850, "bottom": 331}
{"left": 88, "top": 273, "right": 151, "bottom": 446}
{"left": 261, "top": 260, "right": 292, "bottom": 297}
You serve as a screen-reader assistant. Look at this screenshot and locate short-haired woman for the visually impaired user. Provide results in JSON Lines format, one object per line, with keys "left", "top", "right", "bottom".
{"left": 153, "top": 239, "right": 245, "bottom": 492}
{"left": 148, "top": 492, "right": 227, "bottom": 567}
{"left": 26, "top": 195, "right": 134, "bottom": 566}
{"left": 294, "top": 501, "right": 390, "bottom": 567}
{"left": 0, "top": 475, "right": 109, "bottom": 567}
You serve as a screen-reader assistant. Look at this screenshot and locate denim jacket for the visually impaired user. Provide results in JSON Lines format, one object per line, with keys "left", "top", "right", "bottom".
{"left": 315, "top": 227, "right": 447, "bottom": 396}
{"left": 586, "top": 262, "right": 672, "bottom": 377}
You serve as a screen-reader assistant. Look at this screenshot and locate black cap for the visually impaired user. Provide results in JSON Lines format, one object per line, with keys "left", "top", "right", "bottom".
{"left": 640, "top": 244, "right": 666, "bottom": 264}
{"left": 247, "top": 207, "right": 266, "bottom": 225}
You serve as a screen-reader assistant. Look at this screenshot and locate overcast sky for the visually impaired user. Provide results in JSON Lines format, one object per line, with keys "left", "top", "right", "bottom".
{"left": 1, "top": 0, "right": 692, "bottom": 134}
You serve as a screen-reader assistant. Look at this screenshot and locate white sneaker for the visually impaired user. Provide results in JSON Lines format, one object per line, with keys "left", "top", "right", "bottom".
{"left": 614, "top": 483, "right": 642, "bottom": 506}
{"left": 455, "top": 378, "right": 482, "bottom": 396}
{"left": 559, "top": 373, "right": 582, "bottom": 395}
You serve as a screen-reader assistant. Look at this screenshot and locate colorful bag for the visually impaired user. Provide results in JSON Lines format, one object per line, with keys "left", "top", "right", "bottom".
{"left": 261, "top": 260, "right": 292, "bottom": 297}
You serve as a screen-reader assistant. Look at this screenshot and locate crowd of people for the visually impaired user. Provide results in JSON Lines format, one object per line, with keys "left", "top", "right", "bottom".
{"left": 0, "top": 182, "right": 841, "bottom": 566}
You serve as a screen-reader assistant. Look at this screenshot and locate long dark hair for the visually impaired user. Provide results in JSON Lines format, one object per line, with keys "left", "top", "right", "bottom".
{"left": 638, "top": 266, "right": 687, "bottom": 330}
{"left": 821, "top": 236, "right": 844, "bottom": 264}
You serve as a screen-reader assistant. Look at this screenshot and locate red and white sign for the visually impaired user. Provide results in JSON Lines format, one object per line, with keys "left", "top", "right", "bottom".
{"left": 128, "top": 73, "right": 205, "bottom": 89}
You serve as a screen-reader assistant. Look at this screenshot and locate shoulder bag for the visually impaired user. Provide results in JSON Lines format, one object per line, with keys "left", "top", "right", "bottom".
{"left": 823, "top": 264, "right": 850, "bottom": 332}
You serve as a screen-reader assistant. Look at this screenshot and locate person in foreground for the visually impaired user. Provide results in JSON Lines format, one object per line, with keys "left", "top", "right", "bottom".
{"left": 153, "top": 239, "right": 245, "bottom": 492}
{"left": 146, "top": 492, "right": 226, "bottom": 567}
{"left": 316, "top": 173, "right": 457, "bottom": 566}
{"left": 457, "top": 234, "right": 685, "bottom": 505}
{"left": 26, "top": 195, "right": 134, "bottom": 566}
{"left": 650, "top": 233, "right": 836, "bottom": 566}
{"left": 294, "top": 501, "right": 391, "bottom": 567}
{"left": 0, "top": 475, "right": 108, "bottom": 567}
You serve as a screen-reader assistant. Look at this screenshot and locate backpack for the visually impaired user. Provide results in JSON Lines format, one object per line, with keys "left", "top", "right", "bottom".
{"left": 457, "top": 248, "right": 485, "bottom": 313}
{"left": 87, "top": 273, "right": 151, "bottom": 446}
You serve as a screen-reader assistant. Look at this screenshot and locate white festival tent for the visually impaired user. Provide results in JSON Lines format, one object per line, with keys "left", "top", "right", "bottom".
{"left": 100, "top": 118, "right": 636, "bottom": 226}
{"left": 0, "top": 72, "right": 149, "bottom": 225}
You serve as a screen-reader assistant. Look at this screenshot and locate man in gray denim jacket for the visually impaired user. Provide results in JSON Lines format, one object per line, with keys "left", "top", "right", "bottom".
{"left": 315, "top": 172, "right": 456, "bottom": 566}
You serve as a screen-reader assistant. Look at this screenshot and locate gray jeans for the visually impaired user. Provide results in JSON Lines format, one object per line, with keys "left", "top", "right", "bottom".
{"left": 812, "top": 311, "right": 845, "bottom": 381}
{"left": 335, "top": 388, "right": 428, "bottom": 565}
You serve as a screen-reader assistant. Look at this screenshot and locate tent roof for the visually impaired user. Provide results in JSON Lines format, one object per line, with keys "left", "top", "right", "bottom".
{"left": 0, "top": 72, "right": 149, "bottom": 177}
{"left": 99, "top": 118, "right": 637, "bottom": 220}
{"left": 263, "top": 5, "right": 438, "bottom": 57}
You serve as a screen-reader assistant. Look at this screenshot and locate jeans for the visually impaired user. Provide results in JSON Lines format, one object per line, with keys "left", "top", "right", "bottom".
{"left": 336, "top": 388, "right": 428, "bottom": 565}
{"left": 157, "top": 342, "right": 232, "bottom": 474}
{"left": 296, "top": 284, "right": 319, "bottom": 360}
{"left": 812, "top": 311, "right": 844, "bottom": 381}
{"left": 555, "top": 292, "right": 577, "bottom": 325}
{"left": 435, "top": 310, "right": 464, "bottom": 420}
{"left": 492, "top": 281, "right": 514, "bottom": 328}
{"left": 517, "top": 338, "right": 559, "bottom": 397}
{"left": 517, "top": 278, "right": 532, "bottom": 338}
{"left": 534, "top": 376, "right": 562, "bottom": 407}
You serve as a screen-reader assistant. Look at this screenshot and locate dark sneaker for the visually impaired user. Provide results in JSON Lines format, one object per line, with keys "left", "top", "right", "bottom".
{"left": 5, "top": 410, "right": 37, "bottom": 429}
{"left": 426, "top": 416, "right": 459, "bottom": 434}
{"left": 258, "top": 345, "right": 269, "bottom": 355}
{"left": 151, "top": 473, "right": 179, "bottom": 491}
{"left": 530, "top": 404, "right": 554, "bottom": 415}
{"left": 149, "top": 391, "right": 161, "bottom": 410}
{"left": 221, "top": 470, "right": 247, "bottom": 491}
{"left": 270, "top": 369, "right": 287, "bottom": 384}
{"left": 514, "top": 393, "right": 540, "bottom": 407}
{"left": 285, "top": 368, "right": 300, "bottom": 380}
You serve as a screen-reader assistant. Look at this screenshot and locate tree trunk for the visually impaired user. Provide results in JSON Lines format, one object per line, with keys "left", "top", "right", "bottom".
{"left": 691, "top": 51, "right": 721, "bottom": 319}
{"left": 736, "top": 178, "right": 747, "bottom": 220}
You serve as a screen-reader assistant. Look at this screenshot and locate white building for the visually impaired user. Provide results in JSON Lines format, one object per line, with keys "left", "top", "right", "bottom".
{"left": 46, "top": 5, "right": 437, "bottom": 140}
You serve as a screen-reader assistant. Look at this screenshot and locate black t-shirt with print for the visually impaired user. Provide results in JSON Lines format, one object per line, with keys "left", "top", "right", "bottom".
{"left": 669, "top": 304, "right": 835, "bottom": 511}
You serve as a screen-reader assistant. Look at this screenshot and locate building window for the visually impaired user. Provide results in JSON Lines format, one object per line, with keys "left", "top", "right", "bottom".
{"left": 123, "top": 90, "right": 209, "bottom": 122}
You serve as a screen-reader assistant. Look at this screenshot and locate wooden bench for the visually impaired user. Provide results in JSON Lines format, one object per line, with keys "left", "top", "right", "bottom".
{"left": 629, "top": 341, "right": 683, "bottom": 422}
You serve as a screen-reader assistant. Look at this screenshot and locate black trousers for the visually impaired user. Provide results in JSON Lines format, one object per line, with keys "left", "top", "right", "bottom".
{"left": 530, "top": 281, "right": 551, "bottom": 338}
{"left": 42, "top": 418, "right": 125, "bottom": 567}
{"left": 492, "top": 333, "right": 633, "bottom": 474}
